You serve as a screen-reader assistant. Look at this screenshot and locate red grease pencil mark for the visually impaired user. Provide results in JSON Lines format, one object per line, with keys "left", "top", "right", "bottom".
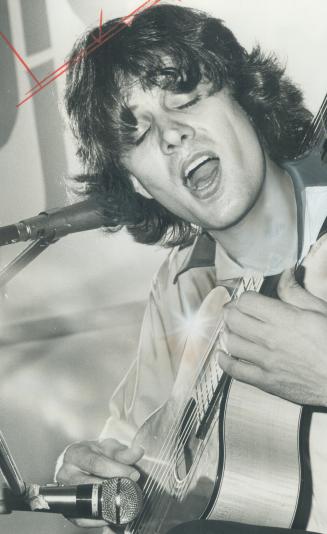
{"left": 14, "top": 0, "right": 169, "bottom": 108}
{"left": 0, "top": 31, "right": 42, "bottom": 87}
{"left": 92, "top": 9, "right": 103, "bottom": 44}
{"left": 19, "top": 0, "right": 162, "bottom": 102}
{"left": 24, "top": 0, "right": 162, "bottom": 98}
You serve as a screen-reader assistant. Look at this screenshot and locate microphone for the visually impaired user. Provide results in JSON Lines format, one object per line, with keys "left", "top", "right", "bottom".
{"left": 0, "top": 478, "right": 143, "bottom": 525}
{"left": 0, "top": 199, "right": 108, "bottom": 246}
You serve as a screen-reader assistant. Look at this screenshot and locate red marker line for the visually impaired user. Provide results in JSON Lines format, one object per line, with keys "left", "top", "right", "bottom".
{"left": 17, "top": 23, "right": 133, "bottom": 106}
{"left": 92, "top": 9, "right": 103, "bottom": 43}
{"left": 24, "top": 0, "right": 162, "bottom": 95}
{"left": 17, "top": 19, "right": 139, "bottom": 106}
{"left": 0, "top": 31, "right": 42, "bottom": 87}
{"left": 23, "top": 17, "right": 132, "bottom": 96}
{"left": 18, "top": 0, "right": 164, "bottom": 106}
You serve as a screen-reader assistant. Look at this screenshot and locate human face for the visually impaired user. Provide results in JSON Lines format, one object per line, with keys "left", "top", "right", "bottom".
{"left": 121, "top": 82, "right": 266, "bottom": 231}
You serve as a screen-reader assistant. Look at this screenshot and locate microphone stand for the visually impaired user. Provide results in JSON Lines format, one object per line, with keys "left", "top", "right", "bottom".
{"left": 0, "top": 235, "right": 57, "bottom": 289}
{"left": 0, "top": 198, "right": 108, "bottom": 288}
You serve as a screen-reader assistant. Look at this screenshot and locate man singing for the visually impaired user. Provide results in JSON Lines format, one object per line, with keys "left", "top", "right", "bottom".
{"left": 55, "top": 4, "right": 327, "bottom": 533}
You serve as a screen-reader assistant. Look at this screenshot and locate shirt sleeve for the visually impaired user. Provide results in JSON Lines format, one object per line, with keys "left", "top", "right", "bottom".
{"left": 99, "top": 247, "right": 217, "bottom": 445}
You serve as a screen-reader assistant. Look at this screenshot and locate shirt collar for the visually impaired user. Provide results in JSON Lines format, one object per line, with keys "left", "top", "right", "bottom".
{"left": 173, "top": 232, "right": 216, "bottom": 284}
{"left": 174, "top": 181, "right": 327, "bottom": 284}
{"left": 174, "top": 231, "right": 258, "bottom": 284}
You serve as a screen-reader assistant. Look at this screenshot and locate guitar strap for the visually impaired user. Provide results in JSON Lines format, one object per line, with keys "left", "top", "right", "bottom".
{"left": 318, "top": 215, "right": 327, "bottom": 239}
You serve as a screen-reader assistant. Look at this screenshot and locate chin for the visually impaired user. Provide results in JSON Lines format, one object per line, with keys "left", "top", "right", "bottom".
{"left": 207, "top": 201, "right": 253, "bottom": 231}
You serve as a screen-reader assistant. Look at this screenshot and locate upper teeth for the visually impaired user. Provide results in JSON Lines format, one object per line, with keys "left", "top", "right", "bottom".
{"left": 185, "top": 155, "right": 212, "bottom": 179}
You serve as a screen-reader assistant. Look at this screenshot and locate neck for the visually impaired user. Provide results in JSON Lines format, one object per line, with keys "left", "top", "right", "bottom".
{"left": 209, "top": 156, "right": 298, "bottom": 276}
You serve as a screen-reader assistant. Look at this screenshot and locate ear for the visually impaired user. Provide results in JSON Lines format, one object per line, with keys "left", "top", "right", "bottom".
{"left": 130, "top": 175, "right": 153, "bottom": 199}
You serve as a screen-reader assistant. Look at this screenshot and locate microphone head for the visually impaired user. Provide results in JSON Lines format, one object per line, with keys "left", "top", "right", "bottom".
{"left": 101, "top": 477, "right": 143, "bottom": 525}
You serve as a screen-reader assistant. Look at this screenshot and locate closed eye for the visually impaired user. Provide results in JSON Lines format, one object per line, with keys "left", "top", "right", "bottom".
{"left": 176, "top": 96, "right": 201, "bottom": 110}
{"left": 135, "top": 127, "right": 151, "bottom": 146}
{"left": 134, "top": 95, "right": 200, "bottom": 145}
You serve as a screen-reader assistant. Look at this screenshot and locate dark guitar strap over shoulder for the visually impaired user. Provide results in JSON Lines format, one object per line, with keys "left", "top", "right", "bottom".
{"left": 318, "top": 215, "right": 327, "bottom": 239}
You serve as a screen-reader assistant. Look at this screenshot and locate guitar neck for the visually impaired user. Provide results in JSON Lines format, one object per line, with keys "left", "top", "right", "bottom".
{"left": 192, "top": 273, "right": 263, "bottom": 437}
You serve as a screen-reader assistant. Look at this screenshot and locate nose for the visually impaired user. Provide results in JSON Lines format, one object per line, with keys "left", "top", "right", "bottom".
{"left": 158, "top": 118, "right": 195, "bottom": 154}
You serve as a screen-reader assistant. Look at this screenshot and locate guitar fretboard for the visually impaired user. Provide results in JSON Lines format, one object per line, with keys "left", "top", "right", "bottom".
{"left": 193, "top": 273, "right": 263, "bottom": 432}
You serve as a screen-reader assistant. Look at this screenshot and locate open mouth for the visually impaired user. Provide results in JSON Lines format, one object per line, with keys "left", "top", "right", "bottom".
{"left": 183, "top": 154, "right": 221, "bottom": 199}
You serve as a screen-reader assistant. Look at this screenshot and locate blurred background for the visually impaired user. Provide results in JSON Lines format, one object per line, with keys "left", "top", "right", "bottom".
{"left": 0, "top": 0, "right": 326, "bottom": 532}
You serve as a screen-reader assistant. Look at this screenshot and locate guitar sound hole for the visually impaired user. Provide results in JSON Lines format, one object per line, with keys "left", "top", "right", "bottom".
{"left": 175, "top": 398, "right": 201, "bottom": 482}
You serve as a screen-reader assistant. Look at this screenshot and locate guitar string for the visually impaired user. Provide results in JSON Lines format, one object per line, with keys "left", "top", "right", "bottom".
{"left": 132, "top": 359, "right": 231, "bottom": 532}
{"left": 131, "top": 392, "right": 215, "bottom": 532}
{"left": 149, "top": 279, "right": 262, "bottom": 515}
{"left": 129, "top": 358, "right": 221, "bottom": 531}
{"left": 309, "top": 103, "right": 327, "bottom": 145}
{"left": 137, "top": 276, "right": 262, "bottom": 516}
{"left": 172, "top": 274, "right": 265, "bottom": 503}
{"left": 134, "top": 276, "right": 245, "bottom": 501}
{"left": 128, "top": 286, "right": 239, "bottom": 532}
{"left": 137, "top": 398, "right": 221, "bottom": 534}
{"left": 131, "top": 275, "right": 262, "bottom": 531}
{"left": 308, "top": 99, "right": 325, "bottom": 137}
{"left": 129, "top": 315, "right": 228, "bottom": 532}
{"left": 131, "top": 274, "right": 263, "bottom": 531}
{"left": 129, "top": 391, "right": 212, "bottom": 531}
{"left": 300, "top": 95, "right": 327, "bottom": 151}
{"left": 136, "top": 274, "right": 262, "bottom": 532}
{"left": 300, "top": 101, "right": 325, "bottom": 151}
{"left": 135, "top": 274, "right": 262, "bottom": 532}
{"left": 151, "top": 275, "right": 264, "bottom": 511}
{"left": 302, "top": 96, "right": 326, "bottom": 145}
{"left": 150, "top": 272, "right": 312, "bottom": 520}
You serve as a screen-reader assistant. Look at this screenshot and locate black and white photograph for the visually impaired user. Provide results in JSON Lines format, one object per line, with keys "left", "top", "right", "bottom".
{"left": 0, "top": 1, "right": 327, "bottom": 533}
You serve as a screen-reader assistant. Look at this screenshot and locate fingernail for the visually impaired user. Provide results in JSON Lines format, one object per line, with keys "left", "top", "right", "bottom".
{"left": 116, "top": 443, "right": 128, "bottom": 451}
{"left": 133, "top": 445, "right": 145, "bottom": 456}
{"left": 129, "top": 470, "right": 140, "bottom": 482}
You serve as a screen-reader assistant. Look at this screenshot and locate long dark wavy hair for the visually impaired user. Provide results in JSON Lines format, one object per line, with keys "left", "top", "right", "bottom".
{"left": 65, "top": 4, "right": 312, "bottom": 246}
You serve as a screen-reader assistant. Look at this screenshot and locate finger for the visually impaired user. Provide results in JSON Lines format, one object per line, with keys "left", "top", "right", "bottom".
{"left": 223, "top": 305, "right": 271, "bottom": 346}
{"left": 97, "top": 439, "right": 144, "bottom": 464}
{"left": 228, "top": 291, "right": 290, "bottom": 324}
{"left": 278, "top": 268, "right": 327, "bottom": 313}
{"left": 99, "top": 440, "right": 144, "bottom": 465}
{"left": 222, "top": 330, "right": 268, "bottom": 369}
{"left": 64, "top": 443, "right": 140, "bottom": 480}
{"left": 56, "top": 464, "right": 110, "bottom": 485}
{"left": 94, "top": 438, "right": 128, "bottom": 458}
{"left": 69, "top": 518, "right": 108, "bottom": 528}
{"left": 218, "top": 350, "right": 266, "bottom": 388}
{"left": 114, "top": 445, "right": 144, "bottom": 464}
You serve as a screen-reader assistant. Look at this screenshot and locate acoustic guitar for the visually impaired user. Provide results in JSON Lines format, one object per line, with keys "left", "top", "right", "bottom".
{"left": 126, "top": 95, "right": 327, "bottom": 534}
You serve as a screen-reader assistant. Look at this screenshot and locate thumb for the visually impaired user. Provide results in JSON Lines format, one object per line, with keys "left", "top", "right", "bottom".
{"left": 277, "top": 267, "right": 327, "bottom": 313}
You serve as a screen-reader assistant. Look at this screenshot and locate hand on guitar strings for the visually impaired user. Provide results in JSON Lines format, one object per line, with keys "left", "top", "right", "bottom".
{"left": 55, "top": 438, "right": 144, "bottom": 530}
{"left": 219, "top": 268, "right": 327, "bottom": 407}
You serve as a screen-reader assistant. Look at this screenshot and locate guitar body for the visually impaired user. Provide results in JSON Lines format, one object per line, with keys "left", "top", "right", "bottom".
{"left": 209, "top": 379, "right": 302, "bottom": 526}
{"left": 128, "top": 286, "right": 304, "bottom": 533}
